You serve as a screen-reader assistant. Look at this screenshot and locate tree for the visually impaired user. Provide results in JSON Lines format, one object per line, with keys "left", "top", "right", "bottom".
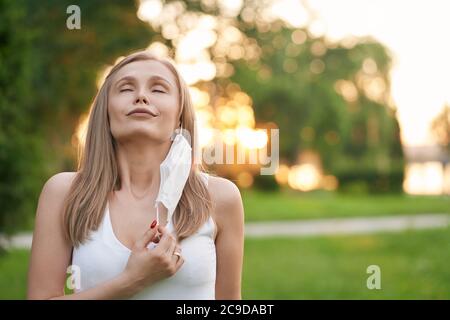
{"left": 0, "top": 0, "right": 155, "bottom": 235}
{"left": 0, "top": 0, "right": 45, "bottom": 236}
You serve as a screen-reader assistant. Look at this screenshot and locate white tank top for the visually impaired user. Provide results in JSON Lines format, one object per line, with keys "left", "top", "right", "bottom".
{"left": 71, "top": 173, "right": 217, "bottom": 299}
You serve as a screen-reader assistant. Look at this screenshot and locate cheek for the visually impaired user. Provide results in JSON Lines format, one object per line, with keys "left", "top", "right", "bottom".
{"left": 159, "top": 108, "right": 179, "bottom": 135}
{"left": 159, "top": 95, "right": 180, "bottom": 123}
{"left": 107, "top": 98, "right": 127, "bottom": 137}
{"left": 108, "top": 112, "right": 122, "bottom": 139}
{"left": 109, "top": 94, "right": 128, "bottom": 114}
{"left": 109, "top": 90, "right": 133, "bottom": 113}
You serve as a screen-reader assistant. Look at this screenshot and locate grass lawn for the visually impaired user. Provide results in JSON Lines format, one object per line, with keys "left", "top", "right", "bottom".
{"left": 242, "top": 190, "right": 450, "bottom": 222}
{"left": 0, "top": 249, "right": 30, "bottom": 299}
{"left": 243, "top": 226, "right": 450, "bottom": 299}
{"left": 1, "top": 227, "right": 449, "bottom": 299}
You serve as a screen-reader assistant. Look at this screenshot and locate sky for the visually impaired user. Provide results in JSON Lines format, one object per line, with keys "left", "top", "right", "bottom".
{"left": 276, "top": 0, "right": 450, "bottom": 147}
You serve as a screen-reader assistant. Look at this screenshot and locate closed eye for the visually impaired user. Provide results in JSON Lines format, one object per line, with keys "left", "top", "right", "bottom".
{"left": 119, "top": 87, "right": 166, "bottom": 93}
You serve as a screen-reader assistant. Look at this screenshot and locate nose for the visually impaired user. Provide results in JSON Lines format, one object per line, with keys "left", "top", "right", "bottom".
{"left": 134, "top": 93, "right": 149, "bottom": 105}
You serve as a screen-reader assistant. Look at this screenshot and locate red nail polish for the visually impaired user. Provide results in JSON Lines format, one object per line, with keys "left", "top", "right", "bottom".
{"left": 150, "top": 220, "right": 157, "bottom": 229}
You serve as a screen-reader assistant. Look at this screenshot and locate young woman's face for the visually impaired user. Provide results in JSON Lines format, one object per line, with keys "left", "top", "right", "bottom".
{"left": 108, "top": 59, "right": 180, "bottom": 144}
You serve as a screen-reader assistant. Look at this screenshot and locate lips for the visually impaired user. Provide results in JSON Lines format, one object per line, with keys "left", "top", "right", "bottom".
{"left": 127, "top": 107, "right": 158, "bottom": 117}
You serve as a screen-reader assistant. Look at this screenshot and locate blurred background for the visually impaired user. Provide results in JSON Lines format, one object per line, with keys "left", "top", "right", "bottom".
{"left": 0, "top": 0, "right": 449, "bottom": 299}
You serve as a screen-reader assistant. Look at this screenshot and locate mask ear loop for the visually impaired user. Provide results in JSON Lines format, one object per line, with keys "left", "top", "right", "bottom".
{"left": 155, "top": 202, "right": 160, "bottom": 226}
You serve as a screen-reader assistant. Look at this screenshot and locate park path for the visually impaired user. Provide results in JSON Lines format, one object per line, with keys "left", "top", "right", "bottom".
{"left": 1, "top": 213, "right": 449, "bottom": 249}
{"left": 244, "top": 213, "right": 450, "bottom": 238}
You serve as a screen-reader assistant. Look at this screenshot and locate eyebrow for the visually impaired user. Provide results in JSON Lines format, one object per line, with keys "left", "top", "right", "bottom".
{"left": 115, "top": 75, "right": 174, "bottom": 89}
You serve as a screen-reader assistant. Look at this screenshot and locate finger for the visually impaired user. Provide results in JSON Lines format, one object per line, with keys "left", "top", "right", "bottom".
{"left": 134, "top": 227, "right": 158, "bottom": 250}
{"left": 174, "top": 254, "right": 185, "bottom": 271}
{"left": 151, "top": 233, "right": 161, "bottom": 244}
{"left": 155, "top": 231, "right": 175, "bottom": 253}
{"left": 171, "top": 245, "right": 182, "bottom": 262}
{"left": 150, "top": 224, "right": 166, "bottom": 243}
{"left": 166, "top": 237, "right": 177, "bottom": 256}
{"left": 151, "top": 224, "right": 167, "bottom": 243}
{"left": 157, "top": 224, "right": 167, "bottom": 235}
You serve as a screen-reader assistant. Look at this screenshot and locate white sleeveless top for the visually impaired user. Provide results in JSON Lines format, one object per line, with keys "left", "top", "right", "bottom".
{"left": 71, "top": 173, "right": 217, "bottom": 299}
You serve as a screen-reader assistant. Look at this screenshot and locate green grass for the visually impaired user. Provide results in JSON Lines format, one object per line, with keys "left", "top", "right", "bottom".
{"left": 0, "top": 249, "right": 30, "bottom": 299}
{"left": 242, "top": 226, "right": 450, "bottom": 299}
{"left": 1, "top": 227, "right": 449, "bottom": 299}
{"left": 242, "top": 190, "right": 450, "bottom": 222}
{"left": 0, "top": 249, "right": 74, "bottom": 299}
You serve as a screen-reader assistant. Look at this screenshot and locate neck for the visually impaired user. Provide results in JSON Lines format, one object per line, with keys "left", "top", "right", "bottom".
{"left": 115, "top": 138, "right": 171, "bottom": 200}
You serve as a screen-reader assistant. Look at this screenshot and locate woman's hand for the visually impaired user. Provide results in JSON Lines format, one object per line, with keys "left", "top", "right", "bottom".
{"left": 122, "top": 223, "right": 184, "bottom": 293}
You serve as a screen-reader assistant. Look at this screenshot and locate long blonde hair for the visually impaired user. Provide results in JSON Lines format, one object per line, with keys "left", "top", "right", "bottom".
{"left": 63, "top": 50, "right": 213, "bottom": 247}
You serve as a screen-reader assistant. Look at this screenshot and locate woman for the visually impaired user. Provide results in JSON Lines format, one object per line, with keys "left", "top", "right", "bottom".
{"left": 27, "top": 50, "right": 244, "bottom": 299}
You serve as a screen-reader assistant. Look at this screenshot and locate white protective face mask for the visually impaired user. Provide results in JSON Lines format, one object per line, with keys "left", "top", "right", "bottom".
{"left": 154, "top": 125, "right": 192, "bottom": 226}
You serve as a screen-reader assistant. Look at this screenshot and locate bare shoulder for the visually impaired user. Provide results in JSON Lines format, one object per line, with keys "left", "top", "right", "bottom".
{"left": 43, "top": 172, "right": 77, "bottom": 193}
{"left": 206, "top": 175, "right": 244, "bottom": 235}
{"left": 38, "top": 172, "right": 78, "bottom": 216}
{"left": 207, "top": 175, "right": 242, "bottom": 208}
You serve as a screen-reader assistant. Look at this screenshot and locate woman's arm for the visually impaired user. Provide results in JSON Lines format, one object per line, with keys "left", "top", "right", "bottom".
{"left": 27, "top": 172, "right": 141, "bottom": 299}
{"left": 210, "top": 177, "right": 245, "bottom": 300}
